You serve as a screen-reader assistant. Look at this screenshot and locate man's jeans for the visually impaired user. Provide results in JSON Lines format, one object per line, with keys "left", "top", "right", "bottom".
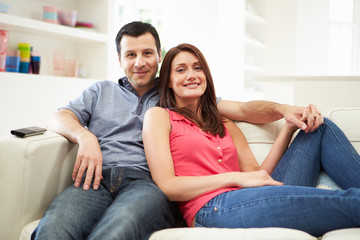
{"left": 195, "top": 118, "right": 360, "bottom": 237}
{"left": 32, "top": 168, "right": 176, "bottom": 240}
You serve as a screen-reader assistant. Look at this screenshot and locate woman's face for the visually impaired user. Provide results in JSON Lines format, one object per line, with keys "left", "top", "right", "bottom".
{"left": 169, "top": 51, "right": 207, "bottom": 107}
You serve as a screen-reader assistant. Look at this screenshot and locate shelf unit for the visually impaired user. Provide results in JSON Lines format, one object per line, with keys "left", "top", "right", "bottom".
{"left": 0, "top": 0, "right": 113, "bottom": 81}
{"left": 0, "top": 0, "right": 115, "bottom": 136}
{"left": 244, "top": 0, "right": 267, "bottom": 89}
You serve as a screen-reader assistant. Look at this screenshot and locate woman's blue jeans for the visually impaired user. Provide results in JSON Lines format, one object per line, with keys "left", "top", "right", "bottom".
{"left": 32, "top": 168, "right": 176, "bottom": 240}
{"left": 194, "top": 118, "right": 360, "bottom": 237}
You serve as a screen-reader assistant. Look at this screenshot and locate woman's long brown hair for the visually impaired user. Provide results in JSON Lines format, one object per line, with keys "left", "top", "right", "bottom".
{"left": 159, "top": 43, "right": 225, "bottom": 138}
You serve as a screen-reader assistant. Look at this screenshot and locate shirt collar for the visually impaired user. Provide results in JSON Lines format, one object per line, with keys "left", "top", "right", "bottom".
{"left": 118, "top": 76, "right": 135, "bottom": 92}
{"left": 118, "top": 77, "right": 159, "bottom": 96}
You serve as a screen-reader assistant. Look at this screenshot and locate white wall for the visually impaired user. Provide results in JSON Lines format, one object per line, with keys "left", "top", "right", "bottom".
{"left": 263, "top": 0, "right": 331, "bottom": 76}
{"left": 264, "top": 0, "right": 297, "bottom": 75}
{"left": 256, "top": 76, "right": 360, "bottom": 113}
{"left": 295, "top": 0, "right": 329, "bottom": 75}
{"left": 213, "top": 0, "right": 245, "bottom": 100}
{"left": 0, "top": 73, "right": 95, "bottom": 136}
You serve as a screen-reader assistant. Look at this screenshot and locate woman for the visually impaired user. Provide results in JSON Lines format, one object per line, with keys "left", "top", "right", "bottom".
{"left": 142, "top": 43, "right": 360, "bottom": 237}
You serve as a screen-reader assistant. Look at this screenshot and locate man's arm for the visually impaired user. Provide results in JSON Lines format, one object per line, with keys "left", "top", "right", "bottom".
{"left": 217, "top": 100, "right": 323, "bottom": 133}
{"left": 46, "top": 109, "right": 102, "bottom": 191}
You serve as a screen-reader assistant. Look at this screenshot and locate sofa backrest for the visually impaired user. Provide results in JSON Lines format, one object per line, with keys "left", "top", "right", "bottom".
{"left": 236, "top": 120, "right": 285, "bottom": 165}
{"left": 236, "top": 107, "right": 360, "bottom": 165}
{"left": 327, "top": 108, "right": 360, "bottom": 153}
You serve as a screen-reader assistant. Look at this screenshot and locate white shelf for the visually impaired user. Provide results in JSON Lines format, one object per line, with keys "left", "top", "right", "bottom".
{"left": 0, "top": 71, "right": 101, "bottom": 82}
{"left": 0, "top": 13, "right": 107, "bottom": 43}
{"left": 245, "top": 11, "right": 267, "bottom": 25}
{"left": 245, "top": 36, "right": 265, "bottom": 48}
{"left": 243, "top": 0, "right": 267, "bottom": 89}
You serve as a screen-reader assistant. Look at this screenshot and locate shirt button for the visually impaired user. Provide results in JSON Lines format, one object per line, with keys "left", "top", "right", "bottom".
{"left": 218, "top": 159, "right": 222, "bottom": 163}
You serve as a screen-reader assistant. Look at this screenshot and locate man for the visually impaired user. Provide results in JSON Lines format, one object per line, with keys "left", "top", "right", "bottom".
{"left": 32, "top": 21, "right": 322, "bottom": 240}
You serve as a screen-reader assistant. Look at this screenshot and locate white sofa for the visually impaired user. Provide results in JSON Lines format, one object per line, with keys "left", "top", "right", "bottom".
{"left": 1, "top": 108, "right": 360, "bottom": 240}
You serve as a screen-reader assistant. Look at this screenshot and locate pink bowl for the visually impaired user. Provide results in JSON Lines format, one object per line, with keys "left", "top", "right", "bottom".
{"left": 58, "top": 9, "right": 77, "bottom": 27}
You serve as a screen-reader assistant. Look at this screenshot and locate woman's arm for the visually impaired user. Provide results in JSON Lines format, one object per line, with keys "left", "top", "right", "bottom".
{"left": 143, "top": 107, "right": 282, "bottom": 202}
{"left": 224, "top": 119, "right": 297, "bottom": 175}
{"left": 260, "top": 123, "right": 297, "bottom": 174}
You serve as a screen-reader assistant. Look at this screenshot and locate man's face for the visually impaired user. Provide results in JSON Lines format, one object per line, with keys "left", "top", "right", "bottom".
{"left": 119, "top": 32, "right": 161, "bottom": 96}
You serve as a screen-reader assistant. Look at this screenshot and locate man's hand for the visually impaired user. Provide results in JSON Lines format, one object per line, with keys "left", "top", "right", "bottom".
{"left": 73, "top": 133, "right": 103, "bottom": 191}
{"left": 283, "top": 104, "right": 324, "bottom": 133}
{"left": 46, "top": 109, "right": 103, "bottom": 191}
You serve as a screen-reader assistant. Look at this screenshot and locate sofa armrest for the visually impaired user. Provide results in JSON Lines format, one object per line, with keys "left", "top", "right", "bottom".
{"left": 0, "top": 131, "right": 77, "bottom": 240}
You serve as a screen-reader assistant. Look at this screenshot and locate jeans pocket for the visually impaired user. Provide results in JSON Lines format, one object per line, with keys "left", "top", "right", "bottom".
{"left": 194, "top": 210, "right": 205, "bottom": 227}
{"left": 194, "top": 202, "right": 217, "bottom": 227}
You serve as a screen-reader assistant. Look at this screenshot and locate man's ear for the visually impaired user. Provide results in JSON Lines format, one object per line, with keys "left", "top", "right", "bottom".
{"left": 158, "top": 51, "right": 162, "bottom": 63}
{"left": 118, "top": 54, "right": 122, "bottom": 67}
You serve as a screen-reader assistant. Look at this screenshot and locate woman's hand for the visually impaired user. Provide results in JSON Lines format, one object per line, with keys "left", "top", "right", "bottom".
{"left": 231, "top": 170, "right": 283, "bottom": 188}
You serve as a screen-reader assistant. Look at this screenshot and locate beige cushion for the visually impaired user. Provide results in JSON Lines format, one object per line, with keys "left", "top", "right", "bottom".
{"left": 20, "top": 220, "right": 40, "bottom": 240}
{"left": 236, "top": 120, "right": 285, "bottom": 165}
{"left": 322, "top": 228, "right": 360, "bottom": 240}
{"left": 149, "top": 227, "right": 317, "bottom": 240}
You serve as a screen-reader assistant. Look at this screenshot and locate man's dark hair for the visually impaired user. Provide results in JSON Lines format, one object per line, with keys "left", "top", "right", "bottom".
{"left": 115, "top": 21, "right": 161, "bottom": 56}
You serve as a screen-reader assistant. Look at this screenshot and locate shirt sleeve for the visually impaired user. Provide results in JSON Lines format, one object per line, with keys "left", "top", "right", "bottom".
{"left": 59, "top": 82, "right": 100, "bottom": 127}
{"left": 216, "top": 96, "right": 222, "bottom": 104}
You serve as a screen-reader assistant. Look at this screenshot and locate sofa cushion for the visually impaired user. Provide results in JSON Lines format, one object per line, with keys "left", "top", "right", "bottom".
{"left": 149, "top": 227, "right": 317, "bottom": 240}
{"left": 321, "top": 228, "right": 360, "bottom": 240}
{"left": 20, "top": 220, "right": 40, "bottom": 240}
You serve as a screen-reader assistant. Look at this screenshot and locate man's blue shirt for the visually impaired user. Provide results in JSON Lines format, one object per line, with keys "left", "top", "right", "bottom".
{"left": 61, "top": 77, "right": 160, "bottom": 171}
